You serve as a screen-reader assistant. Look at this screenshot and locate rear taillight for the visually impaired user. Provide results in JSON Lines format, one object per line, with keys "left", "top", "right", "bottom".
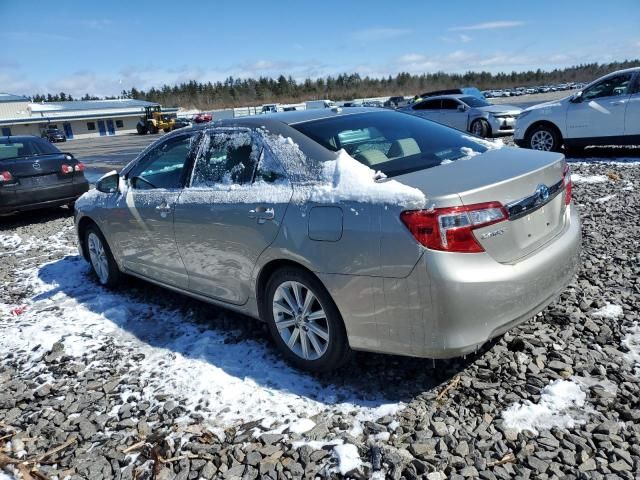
{"left": 0, "top": 171, "right": 12, "bottom": 183}
{"left": 61, "top": 164, "right": 74, "bottom": 174}
{"left": 563, "top": 164, "right": 572, "bottom": 205}
{"left": 74, "top": 162, "right": 85, "bottom": 172}
{"left": 401, "top": 202, "right": 508, "bottom": 253}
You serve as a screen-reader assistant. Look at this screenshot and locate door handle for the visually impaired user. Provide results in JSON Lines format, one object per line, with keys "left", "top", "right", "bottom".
{"left": 155, "top": 202, "right": 172, "bottom": 214}
{"left": 611, "top": 100, "right": 626, "bottom": 106}
{"left": 248, "top": 206, "right": 275, "bottom": 224}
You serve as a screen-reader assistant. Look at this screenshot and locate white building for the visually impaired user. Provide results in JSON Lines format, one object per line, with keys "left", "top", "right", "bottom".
{"left": 0, "top": 93, "right": 178, "bottom": 140}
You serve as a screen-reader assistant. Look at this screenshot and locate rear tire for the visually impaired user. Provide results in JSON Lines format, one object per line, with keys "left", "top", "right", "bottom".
{"left": 84, "top": 225, "right": 121, "bottom": 288}
{"left": 525, "top": 125, "right": 562, "bottom": 152}
{"left": 148, "top": 123, "right": 158, "bottom": 134}
{"left": 470, "top": 119, "right": 490, "bottom": 138}
{"left": 136, "top": 124, "right": 147, "bottom": 135}
{"left": 264, "top": 267, "right": 351, "bottom": 372}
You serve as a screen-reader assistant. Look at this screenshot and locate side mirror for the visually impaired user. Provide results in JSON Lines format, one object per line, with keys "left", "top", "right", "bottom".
{"left": 457, "top": 105, "right": 467, "bottom": 112}
{"left": 96, "top": 170, "right": 120, "bottom": 194}
{"left": 570, "top": 91, "right": 583, "bottom": 103}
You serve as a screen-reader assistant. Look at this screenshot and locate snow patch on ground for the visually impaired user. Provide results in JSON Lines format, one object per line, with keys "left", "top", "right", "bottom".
{"left": 622, "top": 323, "right": 640, "bottom": 374}
{"left": 502, "top": 379, "right": 586, "bottom": 435}
{"left": 0, "top": 234, "right": 404, "bottom": 442}
{"left": 571, "top": 173, "right": 608, "bottom": 184}
{"left": 0, "top": 470, "right": 16, "bottom": 480}
{"left": 591, "top": 304, "right": 623, "bottom": 319}
{"left": 595, "top": 194, "right": 617, "bottom": 203}
{"left": 287, "top": 418, "right": 316, "bottom": 434}
{"left": 333, "top": 443, "right": 361, "bottom": 475}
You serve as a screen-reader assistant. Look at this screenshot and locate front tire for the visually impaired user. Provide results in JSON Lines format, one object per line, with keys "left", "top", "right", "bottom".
{"left": 526, "top": 125, "right": 562, "bottom": 152}
{"left": 470, "top": 119, "right": 490, "bottom": 138}
{"left": 85, "top": 225, "right": 121, "bottom": 288}
{"left": 264, "top": 267, "right": 351, "bottom": 372}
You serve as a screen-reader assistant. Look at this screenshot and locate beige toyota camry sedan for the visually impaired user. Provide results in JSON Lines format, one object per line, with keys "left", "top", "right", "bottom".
{"left": 75, "top": 108, "right": 581, "bottom": 371}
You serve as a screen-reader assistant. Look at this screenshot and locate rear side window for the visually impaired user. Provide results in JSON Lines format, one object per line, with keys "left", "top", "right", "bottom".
{"left": 291, "top": 111, "right": 490, "bottom": 177}
{"left": 0, "top": 137, "right": 60, "bottom": 160}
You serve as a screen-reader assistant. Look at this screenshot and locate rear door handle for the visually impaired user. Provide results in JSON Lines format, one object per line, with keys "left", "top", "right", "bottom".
{"left": 611, "top": 100, "right": 627, "bottom": 106}
{"left": 155, "top": 202, "right": 172, "bottom": 215}
{"left": 248, "top": 206, "right": 275, "bottom": 224}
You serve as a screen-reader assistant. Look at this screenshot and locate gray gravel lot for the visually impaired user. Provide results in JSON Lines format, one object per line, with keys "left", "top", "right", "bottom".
{"left": 1, "top": 141, "right": 639, "bottom": 479}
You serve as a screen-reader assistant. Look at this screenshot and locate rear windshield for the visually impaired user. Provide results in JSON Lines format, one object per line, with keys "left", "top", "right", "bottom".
{"left": 0, "top": 137, "right": 61, "bottom": 161}
{"left": 291, "top": 111, "right": 489, "bottom": 177}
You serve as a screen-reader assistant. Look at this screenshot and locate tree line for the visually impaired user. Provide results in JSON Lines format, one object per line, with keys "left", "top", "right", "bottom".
{"left": 31, "top": 60, "right": 640, "bottom": 109}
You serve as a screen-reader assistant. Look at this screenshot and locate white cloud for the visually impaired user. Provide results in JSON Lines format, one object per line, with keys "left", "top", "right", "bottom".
{"left": 459, "top": 34, "right": 472, "bottom": 43}
{"left": 450, "top": 21, "right": 525, "bottom": 31}
{"left": 350, "top": 28, "right": 412, "bottom": 42}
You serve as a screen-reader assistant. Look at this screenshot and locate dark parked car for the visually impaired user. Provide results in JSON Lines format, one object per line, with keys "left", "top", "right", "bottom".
{"left": 41, "top": 127, "right": 67, "bottom": 143}
{"left": 0, "top": 136, "right": 88, "bottom": 214}
{"left": 384, "top": 96, "right": 408, "bottom": 108}
{"left": 172, "top": 118, "right": 192, "bottom": 130}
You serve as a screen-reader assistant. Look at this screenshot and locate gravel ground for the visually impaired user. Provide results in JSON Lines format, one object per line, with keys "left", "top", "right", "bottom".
{"left": 1, "top": 147, "right": 639, "bottom": 479}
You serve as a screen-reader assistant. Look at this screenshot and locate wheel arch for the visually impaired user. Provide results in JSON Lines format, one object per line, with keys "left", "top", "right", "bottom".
{"left": 255, "top": 259, "right": 331, "bottom": 322}
{"left": 524, "top": 120, "right": 563, "bottom": 144}
{"left": 77, "top": 215, "right": 99, "bottom": 261}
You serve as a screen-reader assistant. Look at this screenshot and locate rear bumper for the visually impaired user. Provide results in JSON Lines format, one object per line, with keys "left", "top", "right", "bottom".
{"left": 0, "top": 179, "right": 89, "bottom": 214}
{"left": 420, "top": 205, "right": 581, "bottom": 358}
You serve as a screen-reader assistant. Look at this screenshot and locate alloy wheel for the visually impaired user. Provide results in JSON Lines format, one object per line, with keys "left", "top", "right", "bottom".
{"left": 272, "top": 281, "right": 330, "bottom": 360}
{"left": 530, "top": 130, "right": 554, "bottom": 151}
{"left": 88, "top": 232, "right": 109, "bottom": 284}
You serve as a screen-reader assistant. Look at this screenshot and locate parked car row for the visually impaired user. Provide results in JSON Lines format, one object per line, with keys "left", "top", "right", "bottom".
{"left": 483, "top": 83, "right": 584, "bottom": 98}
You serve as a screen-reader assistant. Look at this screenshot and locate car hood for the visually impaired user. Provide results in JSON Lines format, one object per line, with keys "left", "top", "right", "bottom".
{"left": 523, "top": 95, "right": 571, "bottom": 112}
{"left": 477, "top": 104, "right": 522, "bottom": 115}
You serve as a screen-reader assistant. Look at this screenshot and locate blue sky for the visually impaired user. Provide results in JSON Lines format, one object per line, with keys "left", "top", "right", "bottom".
{"left": 1, "top": 0, "right": 639, "bottom": 97}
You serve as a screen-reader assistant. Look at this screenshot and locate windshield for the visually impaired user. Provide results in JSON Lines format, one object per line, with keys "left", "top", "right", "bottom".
{"left": 0, "top": 137, "right": 61, "bottom": 161}
{"left": 459, "top": 96, "right": 491, "bottom": 108}
{"left": 292, "top": 111, "right": 489, "bottom": 177}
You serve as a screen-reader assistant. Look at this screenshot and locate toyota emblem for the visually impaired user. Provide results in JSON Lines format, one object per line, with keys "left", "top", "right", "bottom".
{"left": 32, "top": 161, "right": 42, "bottom": 170}
{"left": 536, "top": 184, "right": 550, "bottom": 203}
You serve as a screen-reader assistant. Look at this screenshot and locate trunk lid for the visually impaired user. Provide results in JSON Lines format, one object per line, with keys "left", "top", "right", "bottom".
{"left": 10, "top": 152, "right": 72, "bottom": 177}
{"left": 394, "top": 148, "right": 568, "bottom": 263}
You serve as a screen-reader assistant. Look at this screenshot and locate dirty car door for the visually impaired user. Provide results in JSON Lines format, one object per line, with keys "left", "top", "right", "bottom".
{"left": 174, "top": 129, "right": 292, "bottom": 304}
{"left": 113, "top": 133, "right": 199, "bottom": 288}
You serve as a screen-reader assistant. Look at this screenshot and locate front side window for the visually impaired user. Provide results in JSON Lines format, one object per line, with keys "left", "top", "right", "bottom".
{"left": 441, "top": 99, "right": 461, "bottom": 110}
{"left": 191, "top": 131, "right": 260, "bottom": 187}
{"left": 582, "top": 74, "right": 632, "bottom": 101}
{"left": 128, "top": 134, "right": 197, "bottom": 189}
{"left": 87, "top": 122, "right": 96, "bottom": 131}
